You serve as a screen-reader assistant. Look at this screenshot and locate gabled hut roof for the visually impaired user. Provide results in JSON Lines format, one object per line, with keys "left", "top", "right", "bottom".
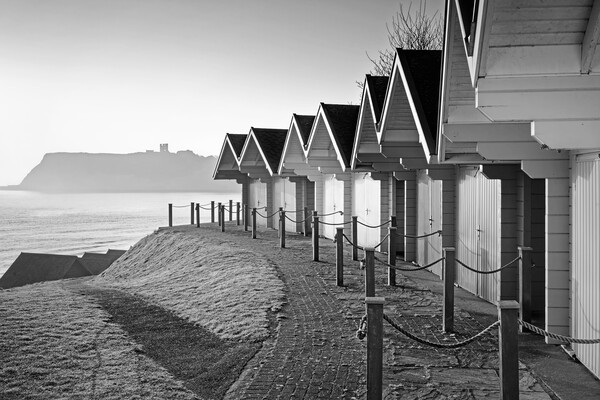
{"left": 0, "top": 253, "right": 92, "bottom": 289}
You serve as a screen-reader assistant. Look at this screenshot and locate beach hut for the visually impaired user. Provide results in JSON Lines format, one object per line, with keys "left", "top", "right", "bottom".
{"left": 305, "top": 103, "right": 359, "bottom": 240}
{"left": 213, "top": 133, "right": 249, "bottom": 205}
{"left": 376, "top": 48, "right": 454, "bottom": 277}
{"left": 0, "top": 253, "right": 92, "bottom": 289}
{"left": 437, "top": 0, "right": 600, "bottom": 377}
{"left": 238, "top": 127, "right": 287, "bottom": 228}
{"left": 351, "top": 75, "right": 395, "bottom": 249}
{"left": 277, "top": 114, "right": 317, "bottom": 233}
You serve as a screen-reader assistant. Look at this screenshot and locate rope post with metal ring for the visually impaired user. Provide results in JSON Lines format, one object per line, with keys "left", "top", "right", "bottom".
{"left": 352, "top": 216, "right": 358, "bottom": 261}
{"left": 211, "top": 201, "right": 215, "bottom": 223}
{"left": 364, "top": 247, "right": 376, "bottom": 298}
{"left": 189, "top": 202, "right": 194, "bottom": 225}
{"left": 303, "top": 206, "right": 310, "bottom": 237}
{"left": 499, "top": 300, "right": 519, "bottom": 400}
{"left": 236, "top": 202, "right": 241, "bottom": 226}
{"left": 168, "top": 203, "right": 173, "bottom": 227}
{"left": 365, "top": 296, "right": 385, "bottom": 400}
{"left": 442, "top": 247, "right": 455, "bottom": 333}
{"left": 217, "top": 202, "right": 222, "bottom": 226}
{"left": 387, "top": 226, "right": 397, "bottom": 286}
{"left": 280, "top": 208, "right": 286, "bottom": 248}
{"left": 252, "top": 208, "right": 257, "bottom": 239}
{"left": 220, "top": 205, "right": 225, "bottom": 232}
{"left": 336, "top": 227, "right": 344, "bottom": 287}
{"left": 244, "top": 204, "right": 249, "bottom": 232}
{"left": 195, "top": 203, "right": 200, "bottom": 227}
{"left": 312, "top": 211, "right": 319, "bottom": 261}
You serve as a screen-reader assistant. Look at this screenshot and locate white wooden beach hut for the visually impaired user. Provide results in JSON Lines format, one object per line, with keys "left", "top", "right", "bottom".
{"left": 437, "top": 0, "right": 600, "bottom": 377}
{"left": 375, "top": 49, "right": 454, "bottom": 278}
{"left": 277, "top": 114, "right": 317, "bottom": 233}
{"left": 351, "top": 75, "right": 394, "bottom": 249}
{"left": 238, "top": 127, "right": 287, "bottom": 228}
{"left": 213, "top": 133, "right": 249, "bottom": 205}
{"left": 305, "top": 103, "right": 359, "bottom": 240}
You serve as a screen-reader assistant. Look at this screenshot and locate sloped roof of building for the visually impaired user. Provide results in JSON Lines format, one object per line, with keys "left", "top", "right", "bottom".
{"left": 79, "top": 249, "right": 125, "bottom": 275}
{"left": 293, "top": 114, "right": 316, "bottom": 146}
{"left": 0, "top": 253, "right": 92, "bottom": 289}
{"left": 227, "top": 133, "right": 247, "bottom": 158}
{"left": 397, "top": 49, "right": 442, "bottom": 154}
{"left": 251, "top": 128, "right": 288, "bottom": 174}
{"left": 365, "top": 75, "right": 389, "bottom": 123}
{"left": 321, "top": 104, "right": 360, "bottom": 168}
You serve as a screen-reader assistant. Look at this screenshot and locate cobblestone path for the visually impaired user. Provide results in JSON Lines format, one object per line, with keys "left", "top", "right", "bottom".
{"left": 202, "top": 221, "right": 555, "bottom": 399}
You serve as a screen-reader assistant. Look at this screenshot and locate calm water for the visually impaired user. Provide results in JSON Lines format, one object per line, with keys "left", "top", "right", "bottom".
{"left": 0, "top": 191, "right": 240, "bottom": 277}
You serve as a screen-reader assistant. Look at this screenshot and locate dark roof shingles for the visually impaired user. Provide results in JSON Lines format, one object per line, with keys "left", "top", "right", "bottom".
{"left": 321, "top": 104, "right": 360, "bottom": 168}
{"left": 252, "top": 128, "right": 288, "bottom": 173}
{"left": 398, "top": 49, "right": 442, "bottom": 153}
{"left": 366, "top": 75, "right": 389, "bottom": 123}
{"left": 293, "top": 115, "right": 315, "bottom": 146}
{"left": 226, "top": 134, "right": 247, "bottom": 158}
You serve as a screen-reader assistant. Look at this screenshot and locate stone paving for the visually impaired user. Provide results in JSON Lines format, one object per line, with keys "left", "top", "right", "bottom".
{"left": 204, "top": 220, "right": 554, "bottom": 399}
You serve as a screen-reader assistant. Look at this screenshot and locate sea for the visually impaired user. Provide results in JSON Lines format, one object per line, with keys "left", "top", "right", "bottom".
{"left": 0, "top": 190, "right": 240, "bottom": 278}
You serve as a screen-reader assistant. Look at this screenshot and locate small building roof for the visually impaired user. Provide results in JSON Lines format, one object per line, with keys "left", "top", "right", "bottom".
{"left": 0, "top": 253, "right": 92, "bottom": 289}
{"left": 293, "top": 114, "right": 316, "bottom": 146}
{"left": 227, "top": 133, "right": 247, "bottom": 158}
{"left": 213, "top": 133, "right": 248, "bottom": 180}
{"left": 79, "top": 249, "right": 125, "bottom": 275}
{"left": 239, "top": 127, "right": 288, "bottom": 177}
{"left": 365, "top": 75, "right": 389, "bottom": 124}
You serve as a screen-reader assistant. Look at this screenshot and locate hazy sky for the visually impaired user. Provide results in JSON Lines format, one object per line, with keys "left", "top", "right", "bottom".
{"left": 0, "top": 0, "right": 443, "bottom": 186}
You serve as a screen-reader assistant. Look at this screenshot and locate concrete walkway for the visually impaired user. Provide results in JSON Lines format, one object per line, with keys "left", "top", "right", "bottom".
{"left": 206, "top": 220, "right": 599, "bottom": 399}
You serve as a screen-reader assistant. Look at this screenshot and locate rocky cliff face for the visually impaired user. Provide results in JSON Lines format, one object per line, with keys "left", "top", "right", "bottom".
{"left": 18, "top": 151, "right": 238, "bottom": 192}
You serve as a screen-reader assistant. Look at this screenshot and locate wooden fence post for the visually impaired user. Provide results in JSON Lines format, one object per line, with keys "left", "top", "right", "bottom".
{"left": 312, "top": 211, "right": 319, "bottom": 261}
{"left": 196, "top": 203, "right": 200, "bottom": 227}
{"left": 252, "top": 208, "right": 257, "bottom": 239}
{"left": 211, "top": 201, "right": 215, "bottom": 223}
{"left": 236, "top": 202, "right": 241, "bottom": 225}
{"left": 443, "top": 247, "right": 455, "bottom": 333}
{"left": 499, "top": 300, "right": 519, "bottom": 400}
{"left": 168, "top": 203, "right": 173, "bottom": 227}
{"left": 244, "top": 204, "right": 249, "bottom": 232}
{"left": 366, "top": 296, "right": 385, "bottom": 400}
{"left": 518, "top": 246, "right": 533, "bottom": 332}
{"left": 352, "top": 216, "right": 358, "bottom": 261}
{"left": 228, "top": 199, "right": 233, "bottom": 222}
{"left": 278, "top": 207, "right": 283, "bottom": 238}
{"left": 364, "top": 248, "right": 375, "bottom": 298}
{"left": 220, "top": 206, "right": 225, "bottom": 232}
{"left": 387, "top": 226, "right": 397, "bottom": 286}
{"left": 304, "top": 206, "right": 310, "bottom": 237}
{"left": 280, "top": 209, "right": 286, "bottom": 248}
{"left": 190, "top": 202, "right": 195, "bottom": 225}
{"left": 217, "top": 202, "right": 222, "bottom": 226}
{"left": 336, "top": 227, "right": 344, "bottom": 287}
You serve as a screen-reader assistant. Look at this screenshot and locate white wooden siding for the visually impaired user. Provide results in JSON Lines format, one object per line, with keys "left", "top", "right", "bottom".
{"left": 404, "top": 177, "right": 417, "bottom": 262}
{"left": 248, "top": 179, "right": 268, "bottom": 228}
{"left": 572, "top": 153, "right": 599, "bottom": 378}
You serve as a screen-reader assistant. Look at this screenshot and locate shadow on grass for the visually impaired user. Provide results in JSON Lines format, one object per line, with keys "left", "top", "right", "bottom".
{"left": 82, "top": 286, "right": 260, "bottom": 399}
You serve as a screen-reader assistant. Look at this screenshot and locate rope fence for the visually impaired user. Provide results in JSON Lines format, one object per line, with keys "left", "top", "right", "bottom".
{"left": 317, "top": 219, "right": 353, "bottom": 226}
{"left": 519, "top": 320, "right": 600, "bottom": 344}
{"left": 316, "top": 211, "right": 344, "bottom": 217}
{"left": 256, "top": 210, "right": 279, "bottom": 219}
{"left": 356, "top": 219, "right": 392, "bottom": 229}
{"left": 171, "top": 204, "right": 190, "bottom": 208}
{"left": 285, "top": 214, "right": 311, "bottom": 224}
{"left": 382, "top": 313, "right": 500, "bottom": 349}
{"left": 456, "top": 255, "right": 521, "bottom": 275}
{"left": 374, "top": 256, "right": 445, "bottom": 272}
{"left": 395, "top": 230, "right": 442, "bottom": 239}
{"left": 342, "top": 233, "right": 364, "bottom": 251}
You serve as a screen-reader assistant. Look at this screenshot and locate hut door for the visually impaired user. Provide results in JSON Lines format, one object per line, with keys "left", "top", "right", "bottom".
{"left": 323, "top": 175, "right": 344, "bottom": 239}
{"left": 364, "top": 174, "right": 381, "bottom": 247}
{"left": 416, "top": 172, "right": 431, "bottom": 266}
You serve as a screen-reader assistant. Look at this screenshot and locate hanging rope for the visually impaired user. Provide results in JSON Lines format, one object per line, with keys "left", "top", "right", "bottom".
{"left": 342, "top": 233, "right": 364, "bottom": 251}
{"left": 374, "top": 256, "right": 445, "bottom": 272}
{"left": 285, "top": 214, "right": 311, "bottom": 224}
{"left": 255, "top": 210, "right": 279, "bottom": 219}
{"left": 316, "top": 211, "right": 344, "bottom": 217}
{"left": 395, "top": 230, "right": 442, "bottom": 239}
{"left": 356, "top": 314, "right": 367, "bottom": 340}
{"left": 317, "top": 219, "right": 353, "bottom": 226}
{"left": 199, "top": 205, "right": 213, "bottom": 211}
{"left": 371, "top": 233, "right": 390, "bottom": 250}
{"left": 356, "top": 219, "right": 392, "bottom": 229}
{"left": 519, "top": 320, "right": 600, "bottom": 344}
{"left": 382, "top": 313, "right": 500, "bottom": 348}
{"left": 171, "top": 204, "right": 190, "bottom": 208}
{"left": 455, "top": 255, "right": 521, "bottom": 275}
